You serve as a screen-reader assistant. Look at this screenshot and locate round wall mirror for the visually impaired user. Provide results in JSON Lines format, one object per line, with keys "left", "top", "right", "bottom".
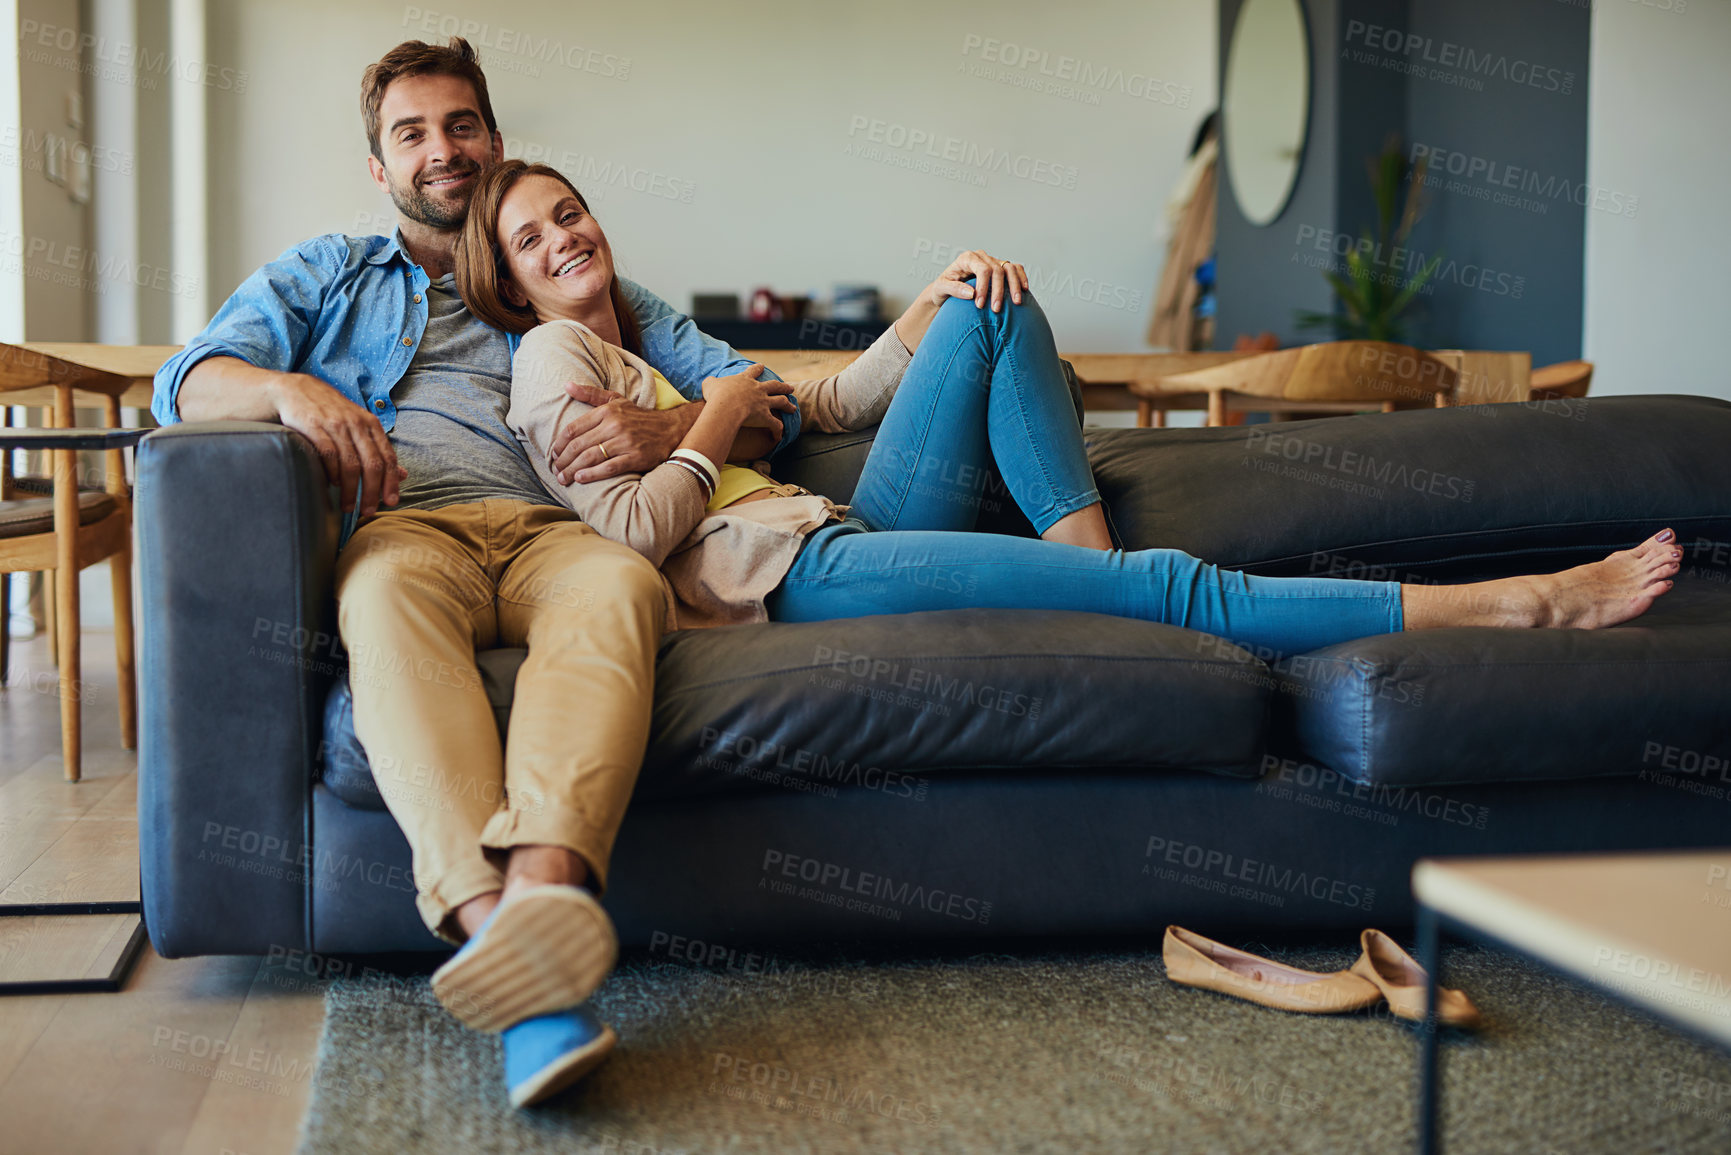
{"left": 1222, "top": 0, "right": 1311, "bottom": 226}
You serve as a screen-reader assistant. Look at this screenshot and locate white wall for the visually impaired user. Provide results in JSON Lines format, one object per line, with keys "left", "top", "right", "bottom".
{"left": 203, "top": 0, "right": 1215, "bottom": 351}
{"left": 1585, "top": 0, "right": 1731, "bottom": 398}
{"left": 14, "top": 0, "right": 91, "bottom": 340}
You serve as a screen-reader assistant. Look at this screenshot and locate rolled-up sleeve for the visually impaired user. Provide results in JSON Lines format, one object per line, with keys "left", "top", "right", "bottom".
{"left": 151, "top": 238, "right": 341, "bottom": 424}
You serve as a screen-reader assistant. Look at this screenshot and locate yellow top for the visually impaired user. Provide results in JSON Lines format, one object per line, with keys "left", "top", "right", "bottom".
{"left": 649, "top": 369, "right": 777, "bottom": 511}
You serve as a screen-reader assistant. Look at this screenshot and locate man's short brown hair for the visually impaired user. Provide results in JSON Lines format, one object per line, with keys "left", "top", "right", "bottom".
{"left": 360, "top": 37, "right": 498, "bottom": 161}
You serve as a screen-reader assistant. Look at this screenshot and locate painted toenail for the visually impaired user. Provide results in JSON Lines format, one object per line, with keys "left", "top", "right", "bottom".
{"left": 1658, "top": 530, "right": 1675, "bottom": 542}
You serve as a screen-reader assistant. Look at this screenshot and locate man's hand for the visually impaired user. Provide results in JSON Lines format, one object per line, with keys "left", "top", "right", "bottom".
{"left": 551, "top": 383, "right": 701, "bottom": 484}
{"left": 267, "top": 373, "right": 403, "bottom": 515}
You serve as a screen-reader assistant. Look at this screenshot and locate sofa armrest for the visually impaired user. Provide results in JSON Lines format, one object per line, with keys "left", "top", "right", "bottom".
{"left": 136, "top": 422, "right": 337, "bottom": 956}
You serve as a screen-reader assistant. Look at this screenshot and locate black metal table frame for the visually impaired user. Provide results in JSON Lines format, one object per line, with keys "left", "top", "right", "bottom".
{"left": 1414, "top": 904, "right": 1731, "bottom": 1154}
{"left": 1, "top": 425, "right": 150, "bottom": 996}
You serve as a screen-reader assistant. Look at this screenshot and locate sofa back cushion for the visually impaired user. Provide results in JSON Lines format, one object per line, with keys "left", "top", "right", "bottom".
{"left": 1090, "top": 395, "right": 1731, "bottom": 581}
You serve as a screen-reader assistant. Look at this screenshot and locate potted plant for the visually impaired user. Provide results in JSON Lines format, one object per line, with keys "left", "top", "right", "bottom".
{"left": 1296, "top": 135, "right": 1443, "bottom": 343}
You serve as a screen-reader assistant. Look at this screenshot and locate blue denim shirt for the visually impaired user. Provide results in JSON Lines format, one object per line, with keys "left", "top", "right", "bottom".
{"left": 152, "top": 230, "right": 797, "bottom": 452}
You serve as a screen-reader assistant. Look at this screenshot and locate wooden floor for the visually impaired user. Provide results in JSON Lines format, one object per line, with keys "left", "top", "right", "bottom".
{"left": 0, "top": 628, "right": 325, "bottom": 1155}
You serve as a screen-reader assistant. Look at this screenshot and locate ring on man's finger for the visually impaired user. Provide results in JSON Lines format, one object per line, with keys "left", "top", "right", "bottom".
{"left": 599, "top": 441, "right": 611, "bottom": 461}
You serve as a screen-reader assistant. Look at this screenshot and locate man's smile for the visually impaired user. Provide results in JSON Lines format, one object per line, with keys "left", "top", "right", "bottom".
{"left": 421, "top": 168, "right": 475, "bottom": 192}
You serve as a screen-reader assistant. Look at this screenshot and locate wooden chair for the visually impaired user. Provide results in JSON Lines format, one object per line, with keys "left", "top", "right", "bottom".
{"left": 0, "top": 345, "right": 144, "bottom": 782}
{"left": 1530, "top": 360, "right": 1593, "bottom": 401}
{"left": 1143, "top": 340, "right": 1459, "bottom": 427}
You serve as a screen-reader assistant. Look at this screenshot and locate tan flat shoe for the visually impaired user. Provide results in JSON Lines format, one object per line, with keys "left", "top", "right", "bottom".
{"left": 1350, "top": 928, "right": 1482, "bottom": 1030}
{"left": 1162, "top": 925, "right": 1382, "bottom": 1014}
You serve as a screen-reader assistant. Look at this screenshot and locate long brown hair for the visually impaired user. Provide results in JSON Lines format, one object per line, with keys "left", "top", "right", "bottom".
{"left": 454, "top": 159, "right": 643, "bottom": 355}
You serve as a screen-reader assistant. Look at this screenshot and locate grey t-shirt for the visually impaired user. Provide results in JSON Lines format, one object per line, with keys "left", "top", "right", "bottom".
{"left": 387, "top": 273, "right": 558, "bottom": 512}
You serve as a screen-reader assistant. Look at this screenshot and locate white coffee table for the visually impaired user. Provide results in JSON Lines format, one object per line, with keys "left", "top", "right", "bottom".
{"left": 1411, "top": 850, "right": 1731, "bottom": 1153}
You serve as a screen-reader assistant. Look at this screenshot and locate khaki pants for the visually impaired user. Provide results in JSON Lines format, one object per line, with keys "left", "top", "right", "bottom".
{"left": 334, "top": 499, "right": 665, "bottom": 941}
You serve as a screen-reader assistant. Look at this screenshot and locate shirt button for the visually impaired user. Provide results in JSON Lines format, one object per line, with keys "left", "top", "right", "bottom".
{"left": 413, "top": 294, "right": 422, "bottom": 303}
{"left": 373, "top": 399, "right": 386, "bottom": 411}
{"left": 401, "top": 336, "right": 412, "bottom": 346}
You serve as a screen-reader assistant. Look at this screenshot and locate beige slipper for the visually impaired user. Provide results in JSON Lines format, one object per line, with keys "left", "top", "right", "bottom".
{"left": 1163, "top": 925, "right": 1382, "bottom": 1014}
{"left": 1350, "top": 928, "right": 1482, "bottom": 1029}
{"left": 431, "top": 885, "right": 618, "bottom": 1033}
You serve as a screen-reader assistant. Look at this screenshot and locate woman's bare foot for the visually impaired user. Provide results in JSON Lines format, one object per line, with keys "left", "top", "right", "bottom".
{"left": 1403, "top": 529, "right": 1682, "bottom": 631}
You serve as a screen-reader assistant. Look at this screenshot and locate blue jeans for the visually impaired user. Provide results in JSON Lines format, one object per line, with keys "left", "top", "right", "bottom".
{"left": 765, "top": 293, "right": 1403, "bottom": 657}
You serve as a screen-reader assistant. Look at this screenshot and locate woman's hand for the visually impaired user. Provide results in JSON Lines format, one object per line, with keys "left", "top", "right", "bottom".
{"left": 894, "top": 250, "right": 1033, "bottom": 354}
{"left": 701, "top": 364, "right": 798, "bottom": 440}
{"left": 927, "top": 250, "right": 1030, "bottom": 313}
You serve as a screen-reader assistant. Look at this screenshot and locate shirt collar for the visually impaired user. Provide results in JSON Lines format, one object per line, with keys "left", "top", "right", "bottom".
{"left": 363, "top": 228, "right": 410, "bottom": 266}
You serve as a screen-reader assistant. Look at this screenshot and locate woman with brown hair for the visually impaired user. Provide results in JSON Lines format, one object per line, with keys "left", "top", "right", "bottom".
{"left": 457, "top": 159, "right": 1679, "bottom": 647}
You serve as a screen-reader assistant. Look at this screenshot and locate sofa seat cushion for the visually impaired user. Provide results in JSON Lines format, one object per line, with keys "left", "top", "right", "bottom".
{"left": 1282, "top": 567, "right": 1731, "bottom": 788}
{"left": 1090, "top": 395, "right": 1731, "bottom": 581}
{"left": 318, "top": 609, "right": 1276, "bottom": 809}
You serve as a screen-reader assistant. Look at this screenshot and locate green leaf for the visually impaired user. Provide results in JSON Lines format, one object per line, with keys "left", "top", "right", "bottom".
{"left": 1387, "top": 252, "right": 1444, "bottom": 318}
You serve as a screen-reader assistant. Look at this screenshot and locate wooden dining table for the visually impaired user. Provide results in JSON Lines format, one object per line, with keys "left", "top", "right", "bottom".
{"left": 5, "top": 344, "right": 181, "bottom": 410}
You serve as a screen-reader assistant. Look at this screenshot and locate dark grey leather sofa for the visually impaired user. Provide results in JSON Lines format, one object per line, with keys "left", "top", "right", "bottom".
{"left": 137, "top": 395, "right": 1731, "bottom": 959}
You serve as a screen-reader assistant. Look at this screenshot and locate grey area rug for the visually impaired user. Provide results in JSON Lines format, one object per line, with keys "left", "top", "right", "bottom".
{"left": 297, "top": 942, "right": 1731, "bottom": 1154}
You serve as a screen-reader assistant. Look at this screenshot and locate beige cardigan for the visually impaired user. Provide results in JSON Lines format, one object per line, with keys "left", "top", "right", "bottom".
{"left": 508, "top": 321, "right": 911, "bottom": 630}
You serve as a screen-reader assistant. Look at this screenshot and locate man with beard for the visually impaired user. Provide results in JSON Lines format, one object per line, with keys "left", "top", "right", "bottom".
{"left": 151, "top": 37, "right": 793, "bottom": 1107}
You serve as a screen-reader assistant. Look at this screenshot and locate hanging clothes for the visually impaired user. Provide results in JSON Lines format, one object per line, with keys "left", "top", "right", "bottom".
{"left": 1147, "top": 133, "right": 1218, "bottom": 352}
